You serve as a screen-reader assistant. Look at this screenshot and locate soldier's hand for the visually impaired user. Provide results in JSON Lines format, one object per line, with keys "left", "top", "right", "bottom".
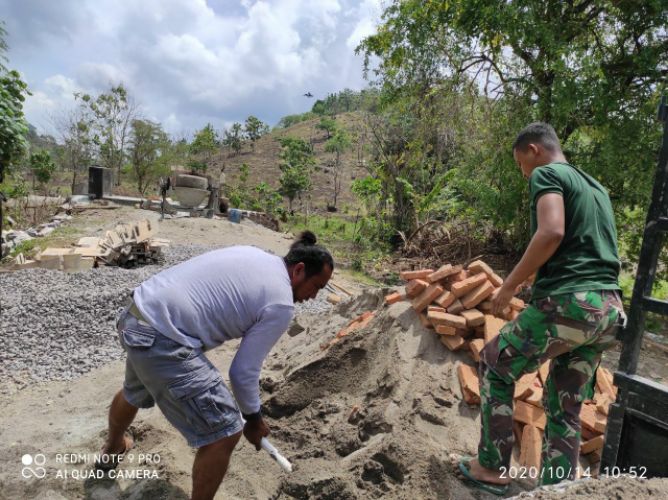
{"left": 243, "top": 417, "right": 270, "bottom": 451}
{"left": 491, "top": 284, "right": 514, "bottom": 317}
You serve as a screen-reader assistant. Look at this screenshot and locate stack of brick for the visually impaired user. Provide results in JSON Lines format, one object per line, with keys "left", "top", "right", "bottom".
{"left": 386, "top": 259, "right": 525, "bottom": 357}
{"left": 14, "top": 219, "right": 170, "bottom": 271}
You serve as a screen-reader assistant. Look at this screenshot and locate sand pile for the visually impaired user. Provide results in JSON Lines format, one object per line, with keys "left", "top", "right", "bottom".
{"left": 253, "top": 289, "right": 489, "bottom": 499}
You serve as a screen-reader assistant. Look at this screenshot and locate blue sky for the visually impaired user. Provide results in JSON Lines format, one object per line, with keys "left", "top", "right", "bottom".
{"left": 1, "top": 0, "right": 382, "bottom": 137}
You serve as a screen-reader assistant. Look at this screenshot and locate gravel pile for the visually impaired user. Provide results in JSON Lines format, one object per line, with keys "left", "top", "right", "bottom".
{"left": 0, "top": 244, "right": 331, "bottom": 395}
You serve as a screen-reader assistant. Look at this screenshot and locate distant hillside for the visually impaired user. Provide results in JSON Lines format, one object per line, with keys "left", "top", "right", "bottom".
{"left": 209, "top": 112, "right": 370, "bottom": 213}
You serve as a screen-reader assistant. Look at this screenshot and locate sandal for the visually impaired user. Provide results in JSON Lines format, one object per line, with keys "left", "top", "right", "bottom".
{"left": 458, "top": 457, "right": 510, "bottom": 496}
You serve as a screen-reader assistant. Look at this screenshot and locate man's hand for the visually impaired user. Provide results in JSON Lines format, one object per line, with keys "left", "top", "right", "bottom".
{"left": 243, "top": 417, "right": 270, "bottom": 451}
{"left": 491, "top": 284, "right": 515, "bottom": 317}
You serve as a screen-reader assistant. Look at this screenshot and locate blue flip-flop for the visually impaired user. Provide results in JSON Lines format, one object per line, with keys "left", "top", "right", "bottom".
{"left": 458, "top": 457, "right": 510, "bottom": 496}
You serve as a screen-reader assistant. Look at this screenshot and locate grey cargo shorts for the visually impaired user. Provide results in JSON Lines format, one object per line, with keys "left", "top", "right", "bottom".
{"left": 116, "top": 306, "right": 243, "bottom": 447}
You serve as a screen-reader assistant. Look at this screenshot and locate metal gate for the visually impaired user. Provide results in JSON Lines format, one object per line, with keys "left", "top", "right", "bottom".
{"left": 602, "top": 96, "right": 668, "bottom": 476}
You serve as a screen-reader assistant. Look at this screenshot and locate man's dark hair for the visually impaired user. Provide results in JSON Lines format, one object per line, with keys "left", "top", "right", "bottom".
{"left": 284, "top": 230, "right": 334, "bottom": 278}
{"left": 512, "top": 122, "right": 562, "bottom": 152}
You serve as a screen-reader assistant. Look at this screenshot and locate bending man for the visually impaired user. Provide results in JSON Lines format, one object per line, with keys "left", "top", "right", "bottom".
{"left": 98, "top": 231, "right": 333, "bottom": 499}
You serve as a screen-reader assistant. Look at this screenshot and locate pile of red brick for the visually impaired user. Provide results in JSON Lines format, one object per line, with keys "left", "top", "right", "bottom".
{"left": 385, "top": 260, "right": 523, "bottom": 354}
{"left": 385, "top": 259, "right": 617, "bottom": 473}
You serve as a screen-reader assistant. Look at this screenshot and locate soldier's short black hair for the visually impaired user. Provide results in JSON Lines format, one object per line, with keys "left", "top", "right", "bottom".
{"left": 512, "top": 122, "right": 562, "bottom": 152}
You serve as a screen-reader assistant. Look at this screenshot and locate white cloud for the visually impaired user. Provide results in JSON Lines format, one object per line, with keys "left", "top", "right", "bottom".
{"left": 346, "top": 0, "right": 383, "bottom": 49}
{"left": 5, "top": 0, "right": 383, "bottom": 136}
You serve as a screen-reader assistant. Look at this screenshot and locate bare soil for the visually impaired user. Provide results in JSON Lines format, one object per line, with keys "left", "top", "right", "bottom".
{"left": 1, "top": 207, "right": 667, "bottom": 499}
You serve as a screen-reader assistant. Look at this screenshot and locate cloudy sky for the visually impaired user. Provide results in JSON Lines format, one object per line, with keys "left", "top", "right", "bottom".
{"left": 1, "top": 0, "right": 383, "bottom": 138}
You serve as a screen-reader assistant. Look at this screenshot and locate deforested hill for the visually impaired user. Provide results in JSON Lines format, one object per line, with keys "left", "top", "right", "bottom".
{"left": 210, "top": 111, "right": 370, "bottom": 214}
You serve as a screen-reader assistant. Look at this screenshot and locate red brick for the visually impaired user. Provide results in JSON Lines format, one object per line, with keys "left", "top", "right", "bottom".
{"left": 595, "top": 367, "right": 617, "bottom": 399}
{"left": 451, "top": 272, "right": 488, "bottom": 298}
{"left": 595, "top": 393, "right": 613, "bottom": 416}
{"left": 428, "top": 305, "right": 446, "bottom": 314}
{"left": 427, "top": 310, "right": 448, "bottom": 324}
{"left": 405, "top": 279, "right": 429, "bottom": 298}
{"left": 581, "top": 426, "right": 597, "bottom": 441}
{"left": 434, "top": 290, "right": 456, "bottom": 308}
{"left": 509, "top": 309, "right": 520, "bottom": 321}
{"left": 412, "top": 284, "right": 444, "bottom": 313}
{"left": 469, "top": 338, "right": 485, "bottom": 362}
{"left": 457, "top": 363, "right": 481, "bottom": 404}
{"left": 448, "top": 269, "right": 468, "bottom": 282}
{"left": 436, "top": 324, "right": 457, "bottom": 336}
{"left": 446, "top": 299, "right": 464, "bottom": 314}
{"left": 519, "top": 425, "right": 543, "bottom": 471}
{"left": 483, "top": 315, "right": 506, "bottom": 344}
{"left": 461, "top": 281, "right": 495, "bottom": 309}
{"left": 385, "top": 292, "right": 404, "bottom": 305}
{"left": 509, "top": 297, "right": 525, "bottom": 310}
{"left": 427, "top": 264, "right": 462, "bottom": 283}
{"left": 419, "top": 312, "right": 434, "bottom": 330}
{"left": 431, "top": 312, "right": 466, "bottom": 329}
{"left": 514, "top": 400, "right": 547, "bottom": 430}
{"left": 514, "top": 372, "right": 538, "bottom": 400}
{"left": 460, "top": 309, "right": 485, "bottom": 327}
{"left": 580, "top": 435, "right": 604, "bottom": 455}
{"left": 400, "top": 268, "right": 434, "bottom": 281}
{"left": 489, "top": 273, "right": 504, "bottom": 287}
{"left": 580, "top": 403, "right": 607, "bottom": 434}
{"left": 440, "top": 334, "right": 466, "bottom": 351}
{"left": 467, "top": 259, "right": 494, "bottom": 277}
{"left": 526, "top": 383, "right": 544, "bottom": 407}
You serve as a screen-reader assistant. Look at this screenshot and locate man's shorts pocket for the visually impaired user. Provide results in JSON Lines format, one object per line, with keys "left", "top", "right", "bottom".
{"left": 121, "top": 325, "right": 157, "bottom": 349}
{"left": 168, "top": 370, "right": 239, "bottom": 433}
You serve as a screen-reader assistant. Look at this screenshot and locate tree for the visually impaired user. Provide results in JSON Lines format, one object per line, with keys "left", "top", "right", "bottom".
{"left": 254, "top": 181, "right": 282, "bottom": 214}
{"left": 278, "top": 137, "right": 314, "bottom": 211}
{"left": 228, "top": 163, "right": 251, "bottom": 208}
{"left": 0, "top": 23, "right": 29, "bottom": 250}
{"left": 29, "top": 150, "right": 56, "bottom": 187}
{"left": 87, "top": 85, "right": 136, "bottom": 186}
{"left": 324, "top": 128, "right": 352, "bottom": 208}
{"left": 223, "top": 122, "right": 244, "bottom": 156}
{"left": 0, "top": 23, "right": 29, "bottom": 184}
{"left": 358, "top": 0, "right": 668, "bottom": 247}
{"left": 316, "top": 116, "right": 337, "bottom": 139}
{"left": 189, "top": 123, "right": 219, "bottom": 174}
{"left": 57, "top": 94, "right": 97, "bottom": 195}
{"left": 128, "top": 119, "right": 171, "bottom": 196}
{"left": 244, "top": 116, "right": 269, "bottom": 151}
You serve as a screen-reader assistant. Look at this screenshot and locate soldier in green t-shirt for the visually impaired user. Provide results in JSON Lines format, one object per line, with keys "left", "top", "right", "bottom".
{"left": 457, "top": 123, "right": 625, "bottom": 495}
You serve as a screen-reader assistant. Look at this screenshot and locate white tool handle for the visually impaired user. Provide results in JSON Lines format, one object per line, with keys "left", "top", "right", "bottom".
{"left": 260, "top": 437, "right": 293, "bottom": 473}
{"left": 241, "top": 417, "right": 293, "bottom": 473}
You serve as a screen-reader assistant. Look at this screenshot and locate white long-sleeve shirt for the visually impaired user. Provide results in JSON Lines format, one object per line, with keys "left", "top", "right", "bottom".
{"left": 133, "top": 246, "right": 294, "bottom": 414}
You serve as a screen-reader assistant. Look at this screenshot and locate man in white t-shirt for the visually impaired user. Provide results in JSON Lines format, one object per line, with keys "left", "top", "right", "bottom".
{"left": 97, "top": 231, "right": 333, "bottom": 500}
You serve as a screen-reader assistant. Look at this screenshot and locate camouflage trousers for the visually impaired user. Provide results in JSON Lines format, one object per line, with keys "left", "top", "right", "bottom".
{"left": 477, "top": 290, "right": 623, "bottom": 485}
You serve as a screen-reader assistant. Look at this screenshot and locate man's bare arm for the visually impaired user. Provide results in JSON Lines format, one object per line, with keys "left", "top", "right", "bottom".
{"left": 492, "top": 193, "right": 565, "bottom": 315}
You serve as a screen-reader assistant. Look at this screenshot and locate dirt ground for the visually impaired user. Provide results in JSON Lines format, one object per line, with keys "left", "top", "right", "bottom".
{"left": 1, "top": 206, "right": 667, "bottom": 499}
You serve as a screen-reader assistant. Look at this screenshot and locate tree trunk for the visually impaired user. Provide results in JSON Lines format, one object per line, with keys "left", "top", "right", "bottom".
{"left": 71, "top": 169, "right": 78, "bottom": 196}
